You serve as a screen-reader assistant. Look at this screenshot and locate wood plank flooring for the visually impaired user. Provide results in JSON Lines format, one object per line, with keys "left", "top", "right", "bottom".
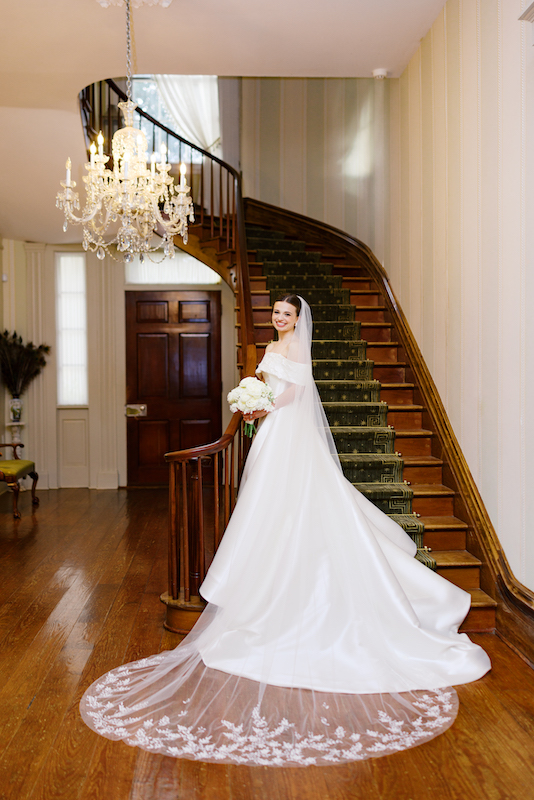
{"left": 0, "top": 488, "right": 533, "bottom": 800}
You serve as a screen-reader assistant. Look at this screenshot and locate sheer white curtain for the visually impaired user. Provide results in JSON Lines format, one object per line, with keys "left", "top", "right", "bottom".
{"left": 154, "top": 75, "right": 221, "bottom": 156}
{"left": 56, "top": 253, "right": 88, "bottom": 406}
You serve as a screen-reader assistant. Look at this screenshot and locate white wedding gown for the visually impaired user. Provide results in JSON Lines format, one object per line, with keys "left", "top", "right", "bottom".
{"left": 80, "top": 347, "right": 491, "bottom": 767}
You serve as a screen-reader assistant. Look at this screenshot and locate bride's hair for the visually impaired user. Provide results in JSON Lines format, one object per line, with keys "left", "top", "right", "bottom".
{"left": 274, "top": 294, "right": 301, "bottom": 315}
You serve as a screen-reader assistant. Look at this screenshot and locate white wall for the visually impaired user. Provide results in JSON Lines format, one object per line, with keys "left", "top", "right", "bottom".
{"left": 241, "top": 77, "right": 390, "bottom": 265}
{"left": 389, "top": 0, "right": 533, "bottom": 590}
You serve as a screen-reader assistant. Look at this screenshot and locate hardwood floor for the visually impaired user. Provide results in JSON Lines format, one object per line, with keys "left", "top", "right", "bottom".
{"left": 0, "top": 488, "right": 533, "bottom": 800}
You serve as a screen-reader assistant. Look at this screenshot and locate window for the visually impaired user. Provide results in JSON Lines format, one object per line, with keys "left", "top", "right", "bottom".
{"left": 56, "top": 253, "right": 88, "bottom": 405}
{"left": 125, "top": 249, "right": 221, "bottom": 285}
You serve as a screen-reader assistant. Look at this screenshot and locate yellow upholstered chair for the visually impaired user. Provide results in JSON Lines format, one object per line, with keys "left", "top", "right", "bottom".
{"left": 0, "top": 443, "right": 39, "bottom": 519}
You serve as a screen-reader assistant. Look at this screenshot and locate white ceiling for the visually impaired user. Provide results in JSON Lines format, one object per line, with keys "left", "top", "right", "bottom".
{"left": 0, "top": 0, "right": 446, "bottom": 242}
{"left": 0, "top": 0, "right": 446, "bottom": 108}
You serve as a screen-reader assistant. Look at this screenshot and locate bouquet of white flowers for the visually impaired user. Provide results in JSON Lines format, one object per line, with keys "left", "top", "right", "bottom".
{"left": 227, "top": 376, "right": 275, "bottom": 436}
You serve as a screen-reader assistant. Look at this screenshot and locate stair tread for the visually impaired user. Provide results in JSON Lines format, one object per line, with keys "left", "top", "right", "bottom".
{"left": 419, "top": 515, "right": 469, "bottom": 530}
{"left": 374, "top": 361, "right": 407, "bottom": 366}
{"left": 394, "top": 429, "right": 434, "bottom": 437}
{"left": 402, "top": 456, "right": 443, "bottom": 465}
{"left": 468, "top": 588, "right": 498, "bottom": 607}
{"left": 433, "top": 550, "right": 481, "bottom": 567}
{"left": 382, "top": 383, "right": 415, "bottom": 388}
{"left": 411, "top": 484, "right": 455, "bottom": 496}
{"left": 387, "top": 404, "right": 424, "bottom": 411}
{"left": 359, "top": 321, "right": 393, "bottom": 327}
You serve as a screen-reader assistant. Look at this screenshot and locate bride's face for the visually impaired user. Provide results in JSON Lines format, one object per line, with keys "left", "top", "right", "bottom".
{"left": 272, "top": 301, "right": 298, "bottom": 334}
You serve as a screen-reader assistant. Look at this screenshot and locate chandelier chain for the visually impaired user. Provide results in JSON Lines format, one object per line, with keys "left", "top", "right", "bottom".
{"left": 125, "top": 0, "right": 132, "bottom": 102}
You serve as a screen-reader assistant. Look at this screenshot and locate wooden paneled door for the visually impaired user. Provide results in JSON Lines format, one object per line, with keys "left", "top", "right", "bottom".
{"left": 126, "top": 290, "right": 222, "bottom": 485}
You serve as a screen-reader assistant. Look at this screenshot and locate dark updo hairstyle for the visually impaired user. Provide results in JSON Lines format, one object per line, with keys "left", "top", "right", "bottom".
{"left": 274, "top": 294, "right": 301, "bottom": 316}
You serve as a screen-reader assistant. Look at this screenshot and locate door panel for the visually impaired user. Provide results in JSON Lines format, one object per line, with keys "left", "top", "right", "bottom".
{"left": 180, "top": 334, "right": 209, "bottom": 397}
{"left": 137, "top": 334, "right": 169, "bottom": 396}
{"left": 126, "top": 290, "right": 222, "bottom": 485}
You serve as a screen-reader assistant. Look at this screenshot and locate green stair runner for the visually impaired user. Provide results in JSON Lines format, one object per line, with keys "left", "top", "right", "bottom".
{"left": 247, "top": 225, "right": 435, "bottom": 570}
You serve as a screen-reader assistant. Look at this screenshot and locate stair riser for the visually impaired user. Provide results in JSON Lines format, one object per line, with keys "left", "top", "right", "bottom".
{"left": 332, "top": 430, "right": 395, "bottom": 455}
{"left": 373, "top": 365, "right": 406, "bottom": 382}
{"left": 308, "top": 306, "right": 356, "bottom": 321}
{"left": 369, "top": 497, "right": 412, "bottom": 515}
{"left": 326, "top": 407, "right": 388, "bottom": 427}
{"left": 360, "top": 326, "right": 392, "bottom": 343}
{"left": 393, "top": 436, "right": 432, "bottom": 456}
{"left": 252, "top": 251, "right": 320, "bottom": 263}
{"left": 252, "top": 292, "right": 270, "bottom": 306}
{"left": 366, "top": 345, "right": 398, "bottom": 362}
{"left": 332, "top": 266, "right": 369, "bottom": 278}
{"left": 313, "top": 322, "right": 362, "bottom": 340}
{"left": 424, "top": 530, "right": 467, "bottom": 550}
{"left": 459, "top": 607, "right": 496, "bottom": 633}
{"left": 354, "top": 308, "right": 387, "bottom": 322}
{"left": 387, "top": 410, "right": 423, "bottom": 430}
{"left": 380, "top": 387, "right": 414, "bottom": 404}
{"left": 412, "top": 496, "right": 455, "bottom": 515}
{"left": 237, "top": 309, "right": 272, "bottom": 324}
{"left": 252, "top": 327, "right": 273, "bottom": 344}
{"left": 403, "top": 464, "right": 443, "bottom": 484}
{"left": 266, "top": 277, "right": 343, "bottom": 292}
{"left": 312, "top": 342, "right": 367, "bottom": 360}
{"left": 317, "top": 384, "right": 381, "bottom": 403}
{"left": 437, "top": 567, "right": 480, "bottom": 591}
{"left": 312, "top": 362, "right": 374, "bottom": 381}
{"left": 342, "top": 278, "right": 377, "bottom": 290}
{"left": 350, "top": 293, "right": 381, "bottom": 307}
{"left": 341, "top": 461, "right": 403, "bottom": 483}
{"left": 262, "top": 263, "right": 333, "bottom": 277}
{"left": 248, "top": 240, "right": 306, "bottom": 251}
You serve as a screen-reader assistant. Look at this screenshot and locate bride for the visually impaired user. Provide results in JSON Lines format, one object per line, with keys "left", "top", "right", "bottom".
{"left": 80, "top": 294, "right": 491, "bottom": 766}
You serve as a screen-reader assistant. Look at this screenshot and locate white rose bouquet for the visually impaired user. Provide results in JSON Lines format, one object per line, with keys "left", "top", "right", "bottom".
{"left": 227, "top": 376, "right": 275, "bottom": 437}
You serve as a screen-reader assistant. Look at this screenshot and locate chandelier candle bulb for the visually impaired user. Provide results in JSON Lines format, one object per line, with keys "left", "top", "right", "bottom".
{"left": 179, "top": 162, "right": 186, "bottom": 188}
{"left": 65, "top": 158, "right": 71, "bottom": 186}
{"left": 89, "top": 143, "right": 96, "bottom": 167}
{"left": 97, "top": 132, "right": 104, "bottom": 157}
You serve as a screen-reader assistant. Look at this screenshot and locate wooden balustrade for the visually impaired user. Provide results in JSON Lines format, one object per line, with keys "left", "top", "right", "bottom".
{"left": 80, "top": 79, "right": 257, "bottom": 634}
{"left": 162, "top": 418, "right": 253, "bottom": 633}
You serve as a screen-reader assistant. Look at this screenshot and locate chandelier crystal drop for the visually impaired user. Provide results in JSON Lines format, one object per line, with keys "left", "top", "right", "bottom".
{"left": 57, "top": 0, "right": 192, "bottom": 262}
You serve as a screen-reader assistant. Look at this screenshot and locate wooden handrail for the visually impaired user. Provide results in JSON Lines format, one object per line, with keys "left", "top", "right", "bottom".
{"left": 79, "top": 79, "right": 257, "bottom": 633}
{"left": 244, "top": 196, "right": 534, "bottom": 666}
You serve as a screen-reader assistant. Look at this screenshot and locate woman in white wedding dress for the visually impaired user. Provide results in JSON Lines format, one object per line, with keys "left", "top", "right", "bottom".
{"left": 80, "top": 295, "right": 490, "bottom": 766}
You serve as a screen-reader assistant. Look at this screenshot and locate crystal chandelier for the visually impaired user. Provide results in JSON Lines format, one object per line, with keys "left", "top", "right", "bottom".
{"left": 56, "top": 0, "right": 193, "bottom": 262}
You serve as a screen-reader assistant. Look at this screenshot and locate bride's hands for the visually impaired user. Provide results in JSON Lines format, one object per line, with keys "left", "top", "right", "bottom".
{"left": 243, "top": 409, "right": 271, "bottom": 422}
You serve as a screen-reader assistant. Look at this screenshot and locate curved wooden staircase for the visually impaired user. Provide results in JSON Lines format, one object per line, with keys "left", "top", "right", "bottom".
{"left": 241, "top": 199, "right": 534, "bottom": 660}
{"left": 80, "top": 78, "right": 534, "bottom": 663}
